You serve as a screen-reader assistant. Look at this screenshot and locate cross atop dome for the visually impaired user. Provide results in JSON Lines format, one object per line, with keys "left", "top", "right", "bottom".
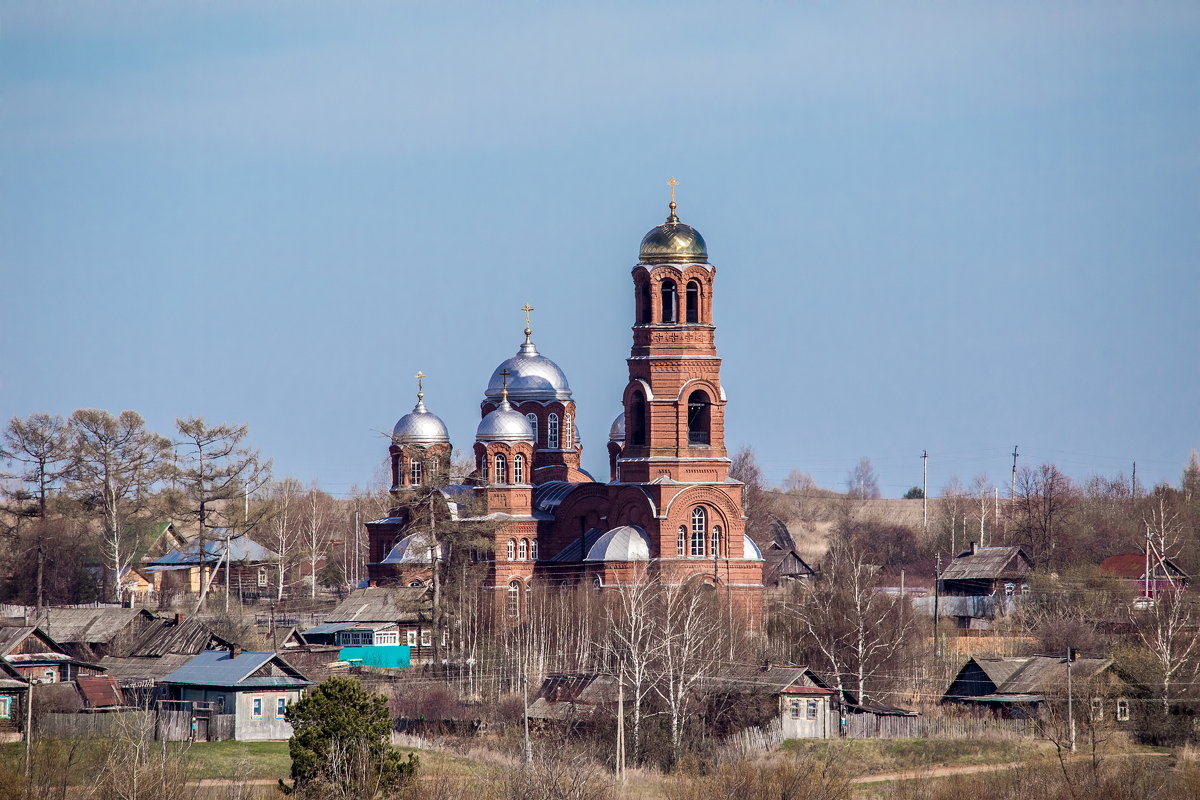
{"left": 521, "top": 303, "right": 534, "bottom": 344}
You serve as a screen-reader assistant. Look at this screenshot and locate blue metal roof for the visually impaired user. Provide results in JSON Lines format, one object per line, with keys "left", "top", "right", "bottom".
{"left": 161, "top": 650, "right": 308, "bottom": 688}
{"left": 301, "top": 622, "right": 357, "bottom": 636}
{"left": 145, "top": 536, "right": 278, "bottom": 569}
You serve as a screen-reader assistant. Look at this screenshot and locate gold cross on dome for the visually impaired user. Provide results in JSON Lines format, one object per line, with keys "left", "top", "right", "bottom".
{"left": 415, "top": 370, "right": 425, "bottom": 400}
{"left": 499, "top": 368, "right": 510, "bottom": 401}
{"left": 667, "top": 176, "right": 679, "bottom": 205}
{"left": 521, "top": 303, "right": 534, "bottom": 342}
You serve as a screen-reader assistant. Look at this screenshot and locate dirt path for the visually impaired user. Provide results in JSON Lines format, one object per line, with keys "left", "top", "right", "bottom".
{"left": 853, "top": 751, "right": 1171, "bottom": 785}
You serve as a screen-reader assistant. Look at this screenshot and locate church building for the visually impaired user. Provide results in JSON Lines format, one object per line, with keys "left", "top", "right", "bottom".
{"left": 365, "top": 190, "right": 764, "bottom": 623}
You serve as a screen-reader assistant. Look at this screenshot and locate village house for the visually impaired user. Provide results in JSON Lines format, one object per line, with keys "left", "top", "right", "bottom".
{"left": 159, "top": 649, "right": 311, "bottom": 741}
{"left": 28, "top": 607, "right": 159, "bottom": 662}
{"left": 298, "top": 586, "right": 438, "bottom": 664}
{"left": 0, "top": 624, "right": 105, "bottom": 684}
{"left": 144, "top": 535, "right": 281, "bottom": 599}
{"left": 942, "top": 654, "right": 1135, "bottom": 723}
{"left": 98, "top": 614, "right": 240, "bottom": 705}
{"left": 0, "top": 660, "right": 28, "bottom": 742}
{"left": 706, "top": 664, "right": 838, "bottom": 739}
{"left": 1098, "top": 552, "right": 1189, "bottom": 598}
{"left": 939, "top": 544, "right": 1034, "bottom": 598}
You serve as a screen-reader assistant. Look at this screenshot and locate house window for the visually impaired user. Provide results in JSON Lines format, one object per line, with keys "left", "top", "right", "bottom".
{"left": 526, "top": 414, "right": 538, "bottom": 445}
{"left": 508, "top": 581, "right": 521, "bottom": 618}
{"left": 1004, "top": 583, "right": 1015, "bottom": 597}
{"left": 548, "top": 414, "right": 560, "bottom": 448}
{"left": 494, "top": 453, "right": 507, "bottom": 484}
{"left": 1021, "top": 583, "right": 1030, "bottom": 596}
{"left": 711, "top": 525, "right": 722, "bottom": 558}
{"left": 506, "top": 539, "right": 516, "bottom": 561}
{"left": 42, "top": 669, "right": 57, "bottom": 683}
{"left": 514, "top": 453, "right": 525, "bottom": 484}
{"left": 276, "top": 697, "right": 287, "bottom": 719}
{"left": 518, "top": 539, "right": 528, "bottom": 561}
{"left": 410, "top": 459, "right": 423, "bottom": 486}
{"left": 807, "top": 699, "right": 819, "bottom": 720}
{"left": 406, "top": 630, "right": 417, "bottom": 647}
{"left": 691, "top": 507, "right": 707, "bottom": 557}
{"left": 1116, "top": 699, "right": 1130, "bottom": 721}
{"left": 257, "top": 567, "right": 268, "bottom": 587}
{"left": 530, "top": 539, "right": 538, "bottom": 561}
{"left": 480, "top": 457, "right": 488, "bottom": 482}
{"left": 252, "top": 697, "right": 263, "bottom": 719}
{"left": 677, "top": 526, "right": 686, "bottom": 556}
{"left": 420, "top": 630, "right": 432, "bottom": 648}
{"left": 0, "top": 696, "right": 10, "bottom": 719}
{"left": 564, "top": 414, "right": 573, "bottom": 448}
{"left": 789, "top": 699, "right": 802, "bottom": 719}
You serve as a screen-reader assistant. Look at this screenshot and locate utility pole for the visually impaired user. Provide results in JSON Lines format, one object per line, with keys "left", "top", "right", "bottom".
{"left": 1010, "top": 445, "right": 1019, "bottom": 499}
{"left": 224, "top": 533, "right": 231, "bottom": 613}
{"left": 922, "top": 450, "right": 928, "bottom": 533}
{"left": 23, "top": 680, "right": 33, "bottom": 778}
{"left": 353, "top": 510, "right": 361, "bottom": 587}
{"left": 1132, "top": 462, "right": 1137, "bottom": 499}
{"left": 1066, "top": 648, "right": 1076, "bottom": 754}
{"left": 933, "top": 553, "right": 942, "bottom": 661}
{"left": 616, "top": 665, "right": 626, "bottom": 789}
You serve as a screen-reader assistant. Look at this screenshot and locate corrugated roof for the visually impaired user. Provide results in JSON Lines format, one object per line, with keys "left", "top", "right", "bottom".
{"left": 940, "top": 546, "right": 1032, "bottom": 581}
{"left": 76, "top": 675, "right": 125, "bottom": 708}
{"left": 145, "top": 536, "right": 278, "bottom": 569}
{"left": 327, "top": 587, "right": 430, "bottom": 622}
{"left": 532, "top": 481, "right": 581, "bottom": 513}
{"left": 301, "top": 622, "right": 357, "bottom": 637}
{"left": 161, "top": 650, "right": 310, "bottom": 688}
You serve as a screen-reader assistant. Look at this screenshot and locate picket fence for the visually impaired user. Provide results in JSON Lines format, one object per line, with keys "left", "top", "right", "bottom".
{"left": 845, "top": 714, "right": 1037, "bottom": 740}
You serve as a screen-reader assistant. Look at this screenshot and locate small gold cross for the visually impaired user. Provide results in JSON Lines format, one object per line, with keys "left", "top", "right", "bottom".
{"left": 667, "top": 177, "right": 679, "bottom": 205}
{"left": 415, "top": 370, "right": 425, "bottom": 400}
{"left": 499, "top": 368, "right": 510, "bottom": 401}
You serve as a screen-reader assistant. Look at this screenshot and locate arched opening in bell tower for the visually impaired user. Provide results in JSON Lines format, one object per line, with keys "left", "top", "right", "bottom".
{"left": 660, "top": 279, "right": 677, "bottom": 324}
{"left": 630, "top": 390, "right": 647, "bottom": 446}
{"left": 686, "top": 280, "right": 700, "bottom": 323}
{"left": 687, "top": 390, "right": 711, "bottom": 445}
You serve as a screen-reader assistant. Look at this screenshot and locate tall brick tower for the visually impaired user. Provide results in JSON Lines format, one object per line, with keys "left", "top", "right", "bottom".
{"left": 617, "top": 187, "right": 728, "bottom": 485}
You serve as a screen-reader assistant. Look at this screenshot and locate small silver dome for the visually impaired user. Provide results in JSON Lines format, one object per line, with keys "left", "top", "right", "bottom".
{"left": 742, "top": 535, "right": 764, "bottom": 561}
{"left": 485, "top": 341, "right": 572, "bottom": 403}
{"left": 608, "top": 412, "right": 625, "bottom": 443}
{"left": 639, "top": 206, "right": 708, "bottom": 264}
{"left": 393, "top": 399, "right": 450, "bottom": 445}
{"left": 380, "top": 532, "right": 442, "bottom": 564}
{"left": 585, "top": 525, "right": 651, "bottom": 562}
{"left": 476, "top": 399, "right": 534, "bottom": 443}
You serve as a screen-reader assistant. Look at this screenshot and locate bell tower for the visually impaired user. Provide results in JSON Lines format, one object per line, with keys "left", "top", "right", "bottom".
{"left": 617, "top": 180, "right": 729, "bottom": 484}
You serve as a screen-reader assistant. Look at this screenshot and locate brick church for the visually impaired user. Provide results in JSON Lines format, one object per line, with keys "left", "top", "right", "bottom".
{"left": 365, "top": 191, "right": 764, "bottom": 622}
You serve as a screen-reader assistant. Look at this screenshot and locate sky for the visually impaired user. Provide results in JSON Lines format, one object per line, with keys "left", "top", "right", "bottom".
{"left": 2, "top": 1, "right": 1197, "bottom": 500}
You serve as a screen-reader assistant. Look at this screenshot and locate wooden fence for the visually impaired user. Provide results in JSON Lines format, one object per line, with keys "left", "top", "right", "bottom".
{"left": 846, "top": 714, "right": 1038, "bottom": 740}
{"left": 37, "top": 710, "right": 236, "bottom": 742}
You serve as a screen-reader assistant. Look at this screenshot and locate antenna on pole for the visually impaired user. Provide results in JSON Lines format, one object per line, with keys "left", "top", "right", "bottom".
{"left": 1010, "top": 445, "right": 1019, "bottom": 499}
{"left": 922, "top": 450, "right": 929, "bottom": 533}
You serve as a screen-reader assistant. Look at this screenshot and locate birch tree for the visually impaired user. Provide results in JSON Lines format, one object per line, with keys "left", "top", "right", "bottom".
{"left": 653, "top": 582, "right": 722, "bottom": 766}
{"left": 1130, "top": 587, "right": 1200, "bottom": 714}
{"left": 302, "top": 483, "right": 329, "bottom": 599}
{"left": 264, "top": 477, "right": 303, "bottom": 601}
{"left": 68, "top": 409, "right": 171, "bottom": 601}
{"left": 603, "top": 567, "right": 660, "bottom": 764}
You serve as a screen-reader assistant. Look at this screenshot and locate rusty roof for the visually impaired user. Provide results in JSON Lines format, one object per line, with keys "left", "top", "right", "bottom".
{"left": 76, "top": 675, "right": 125, "bottom": 708}
{"left": 940, "top": 546, "right": 1033, "bottom": 581}
{"left": 1099, "top": 553, "right": 1189, "bottom": 582}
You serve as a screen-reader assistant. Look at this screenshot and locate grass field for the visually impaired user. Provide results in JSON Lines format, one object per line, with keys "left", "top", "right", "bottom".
{"left": 782, "top": 738, "right": 1052, "bottom": 777}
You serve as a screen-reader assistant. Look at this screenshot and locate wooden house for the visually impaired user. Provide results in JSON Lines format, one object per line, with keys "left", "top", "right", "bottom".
{"left": 942, "top": 654, "right": 1133, "bottom": 722}
{"left": 1099, "top": 553, "right": 1189, "bottom": 598}
{"left": 939, "top": 544, "right": 1034, "bottom": 598}
{"left": 0, "top": 624, "right": 105, "bottom": 684}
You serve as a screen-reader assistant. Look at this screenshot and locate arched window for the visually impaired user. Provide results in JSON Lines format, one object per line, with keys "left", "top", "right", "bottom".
{"left": 513, "top": 453, "right": 525, "bottom": 484}
{"left": 660, "top": 279, "right": 677, "bottom": 323}
{"left": 711, "top": 525, "right": 722, "bottom": 558}
{"left": 638, "top": 280, "right": 651, "bottom": 324}
{"left": 548, "top": 413, "right": 560, "bottom": 448}
{"left": 630, "top": 391, "right": 647, "bottom": 446}
{"left": 687, "top": 390, "right": 711, "bottom": 445}
{"left": 494, "top": 453, "right": 507, "bottom": 484}
{"left": 526, "top": 413, "right": 538, "bottom": 446}
{"left": 518, "top": 539, "right": 528, "bottom": 560}
{"left": 691, "top": 507, "right": 707, "bottom": 557}
{"left": 508, "top": 581, "right": 521, "bottom": 618}
{"left": 593, "top": 576, "right": 603, "bottom": 590}
{"left": 410, "top": 459, "right": 423, "bottom": 486}
{"left": 530, "top": 539, "right": 538, "bottom": 561}
{"left": 506, "top": 539, "right": 516, "bottom": 561}
{"left": 564, "top": 414, "right": 573, "bottom": 448}
{"left": 480, "top": 455, "right": 489, "bottom": 483}
{"left": 686, "top": 280, "right": 700, "bottom": 323}
{"left": 677, "top": 526, "right": 687, "bottom": 557}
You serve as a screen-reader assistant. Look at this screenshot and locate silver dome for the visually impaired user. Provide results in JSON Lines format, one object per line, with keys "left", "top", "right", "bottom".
{"left": 476, "top": 399, "right": 534, "bottom": 443}
{"left": 608, "top": 412, "right": 625, "bottom": 443}
{"left": 584, "top": 525, "right": 651, "bottom": 562}
{"left": 380, "top": 532, "right": 442, "bottom": 564}
{"left": 742, "top": 535, "right": 764, "bottom": 561}
{"left": 393, "top": 399, "right": 450, "bottom": 445}
{"left": 485, "top": 341, "right": 572, "bottom": 402}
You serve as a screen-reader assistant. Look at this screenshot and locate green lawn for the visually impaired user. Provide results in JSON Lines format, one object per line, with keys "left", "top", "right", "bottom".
{"left": 186, "top": 740, "right": 291, "bottom": 780}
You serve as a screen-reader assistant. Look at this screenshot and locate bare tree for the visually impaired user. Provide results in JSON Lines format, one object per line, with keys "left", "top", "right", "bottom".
{"left": 845, "top": 457, "right": 880, "bottom": 500}
{"left": 972, "top": 474, "right": 993, "bottom": 547}
{"left": 602, "top": 566, "right": 660, "bottom": 764}
{"left": 172, "top": 417, "right": 271, "bottom": 609}
{"left": 301, "top": 482, "right": 330, "bottom": 600}
{"left": 1130, "top": 587, "right": 1200, "bottom": 714}
{"left": 1, "top": 412, "right": 74, "bottom": 608}
{"left": 1014, "top": 463, "right": 1078, "bottom": 566}
{"left": 654, "top": 581, "right": 723, "bottom": 766}
{"left": 68, "top": 409, "right": 171, "bottom": 601}
{"left": 264, "top": 478, "right": 303, "bottom": 602}
{"left": 786, "top": 535, "right": 915, "bottom": 706}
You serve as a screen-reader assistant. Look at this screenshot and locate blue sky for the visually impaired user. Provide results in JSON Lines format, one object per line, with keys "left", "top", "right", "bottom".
{"left": 2, "top": 2, "right": 1197, "bottom": 498}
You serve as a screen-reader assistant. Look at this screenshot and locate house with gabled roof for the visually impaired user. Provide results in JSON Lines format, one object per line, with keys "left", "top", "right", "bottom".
{"left": 0, "top": 659, "right": 28, "bottom": 741}
{"left": 942, "top": 654, "right": 1135, "bottom": 722}
{"left": 939, "top": 544, "right": 1034, "bottom": 598}
{"left": 1099, "top": 552, "right": 1189, "bottom": 598}
{"left": 143, "top": 535, "right": 280, "bottom": 598}
{"left": 0, "top": 624, "right": 105, "bottom": 684}
{"left": 31, "top": 607, "right": 159, "bottom": 662}
{"left": 160, "top": 649, "right": 312, "bottom": 741}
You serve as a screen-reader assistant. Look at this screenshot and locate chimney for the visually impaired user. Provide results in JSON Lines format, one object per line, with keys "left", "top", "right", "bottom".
{"left": 173, "top": 613, "right": 184, "bottom": 626}
{"left": 231, "top": 645, "right": 243, "bottom": 659}
{"left": 970, "top": 541, "right": 978, "bottom": 555}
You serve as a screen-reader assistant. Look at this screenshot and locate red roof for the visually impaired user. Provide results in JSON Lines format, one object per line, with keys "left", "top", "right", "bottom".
{"left": 1099, "top": 554, "right": 1146, "bottom": 579}
{"left": 76, "top": 675, "right": 124, "bottom": 708}
{"left": 781, "top": 686, "right": 834, "bottom": 696}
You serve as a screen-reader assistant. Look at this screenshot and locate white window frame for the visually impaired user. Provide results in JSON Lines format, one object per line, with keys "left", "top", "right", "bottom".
{"left": 276, "top": 697, "right": 287, "bottom": 719}
{"left": 711, "top": 525, "right": 722, "bottom": 557}
{"left": 0, "top": 696, "right": 10, "bottom": 719}
{"left": 508, "top": 581, "right": 521, "bottom": 618}
{"left": 514, "top": 453, "right": 525, "bottom": 484}
{"left": 257, "top": 567, "right": 268, "bottom": 587}
{"left": 420, "top": 630, "right": 432, "bottom": 648}
{"left": 1116, "top": 699, "right": 1130, "bottom": 721}
{"left": 406, "top": 630, "right": 417, "bottom": 647}
{"left": 530, "top": 539, "right": 538, "bottom": 561}
{"left": 789, "top": 699, "right": 801, "bottom": 719}
{"left": 690, "top": 507, "right": 707, "bottom": 557}
{"left": 564, "top": 414, "right": 573, "bottom": 448}
{"left": 410, "top": 458, "right": 423, "bottom": 486}
{"left": 506, "top": 539, "right": 515, "bottom": 561}
{"left": 526, "top": 414, "right": 538, "bottom": 446}
{"left": 807, "top": 699, "right": 819, "bottom": 720}
{"left": 677, "top": 526, "right": 686, "bottom": 557}
{"left": 518, "top": 539, "right": 528, "bottom": 561}
{"left": 494, "top": 453, "right": 507, "bottom": 484}
{"left": 252, "top": 697, "right": 263, "bottom": 719}
{"left": 548, "top": 414, "right": 560, "bottom": 449}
